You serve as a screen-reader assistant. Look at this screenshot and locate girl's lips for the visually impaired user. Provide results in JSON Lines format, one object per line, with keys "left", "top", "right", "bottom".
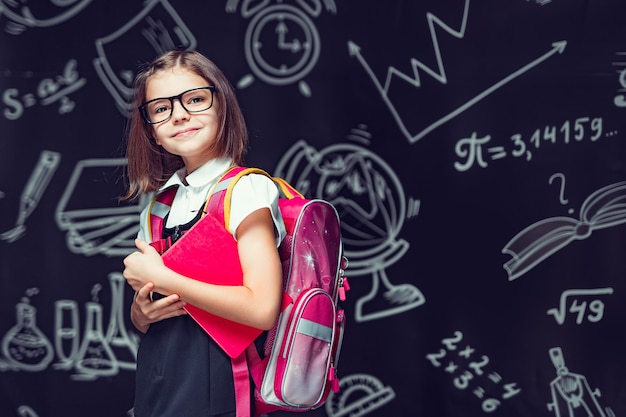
{"left": 173, "top": 127, "right": 198, "bottom": 138}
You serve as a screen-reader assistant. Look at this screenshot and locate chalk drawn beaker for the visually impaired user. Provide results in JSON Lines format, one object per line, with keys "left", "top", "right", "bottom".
{"left": 1, "top": 301, "right": 54, "bottom": 371}
{"left": 105, "top": 272, "right": 138, "bottom": 369}
{"left": 73, "top": 302, "right": 118, "bottom": 380}
{"left": 53, "top": 299, "right": 80, "bottom": 370}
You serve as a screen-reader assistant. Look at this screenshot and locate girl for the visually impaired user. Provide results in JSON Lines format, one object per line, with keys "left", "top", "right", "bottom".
{"left": 122, "top": 50, "right": 285, "bottom": 417}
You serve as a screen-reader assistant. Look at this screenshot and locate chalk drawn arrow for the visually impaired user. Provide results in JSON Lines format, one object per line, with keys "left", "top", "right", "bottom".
{"left": 348, "top": 40, "right": 567, "bottom": 143}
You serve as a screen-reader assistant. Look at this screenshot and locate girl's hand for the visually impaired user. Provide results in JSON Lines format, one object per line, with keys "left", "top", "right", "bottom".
{"left": 130, "top": 282, "right": 187, "bottom": 333}
{"left": 123, "top": 239, "right": 165, "bottom": 292}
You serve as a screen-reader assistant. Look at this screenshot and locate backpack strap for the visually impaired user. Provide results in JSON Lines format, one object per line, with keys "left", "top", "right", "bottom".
{"left": 207, "top": 166, "right": 305, "bottom": 234}
{"left": 148, "top": 167, "right": 306, "bottom": 248}
{"left": 271, "top": 176, "right": 304, "bottom": 199}
{"left": 146, "top": 166, "right": 245, "bottom": 253}
{"left": 148, "top": 185, "right": 178, "bottom": 254}
{"left": 204, "top": 166, "right": 282, "bottom": 230}
{"left": 231, "top": 352, "right": 253, "bottom": 417}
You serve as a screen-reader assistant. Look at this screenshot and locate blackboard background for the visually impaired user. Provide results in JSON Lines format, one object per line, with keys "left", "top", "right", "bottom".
{"left": 1, "top": 1, "right": 625, "bottom": 416}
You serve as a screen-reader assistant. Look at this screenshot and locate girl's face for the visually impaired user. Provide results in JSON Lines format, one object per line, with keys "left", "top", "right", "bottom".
{"left": 145, "top": 68, "right": 219, "bottom": 174}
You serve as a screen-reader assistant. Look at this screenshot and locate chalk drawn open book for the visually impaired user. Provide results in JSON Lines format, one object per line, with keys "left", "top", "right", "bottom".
{"left": 502, "top": 181, "right": 626, "bottom": 281}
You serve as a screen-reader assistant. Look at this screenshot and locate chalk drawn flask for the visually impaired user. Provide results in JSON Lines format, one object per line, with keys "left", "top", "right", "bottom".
{"left": 1, "top": 301, "right": 54, "bottom": 371}
{"left": 105, "top": 272, "right": 138, "bottom": 369}
{"left": 73, "top": 301, "right": 118, "bottom": 379}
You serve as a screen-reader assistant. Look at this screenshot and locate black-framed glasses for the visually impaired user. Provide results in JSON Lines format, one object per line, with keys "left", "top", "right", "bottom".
{"left": 139, "top": 86, "right": 216, "bottom": 124}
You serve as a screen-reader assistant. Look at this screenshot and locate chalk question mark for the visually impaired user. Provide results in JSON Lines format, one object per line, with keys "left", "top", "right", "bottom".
{"left": 549, "top": 173, "right": 568, "bottom": 204}
{"left": 549, "top": 173, "right": 575, "bottom": 214}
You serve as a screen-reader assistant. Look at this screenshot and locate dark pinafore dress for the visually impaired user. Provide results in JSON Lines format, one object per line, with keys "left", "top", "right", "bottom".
{"left": 133, "top": 209, "right": 237, "bottom": 417}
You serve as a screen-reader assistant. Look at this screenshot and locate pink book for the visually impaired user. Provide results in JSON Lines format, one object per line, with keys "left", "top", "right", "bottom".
{"left": 161, "top": 213, "right": 262, "bottom": 358}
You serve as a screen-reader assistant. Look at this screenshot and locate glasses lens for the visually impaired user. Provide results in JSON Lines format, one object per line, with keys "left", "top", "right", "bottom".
{"left": 141, "top": 87, "right": 214, "bottom": 124}
{"left": 142, "top": 98, "right": 172, "bottom": 124}
{"left": 181, "top": 88, "right": 213, "bottom": 113}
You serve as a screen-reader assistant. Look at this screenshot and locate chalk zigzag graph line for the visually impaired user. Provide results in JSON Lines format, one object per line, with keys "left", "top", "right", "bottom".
{"left": 348, "top": 0, "right": 567, "bottom": 143}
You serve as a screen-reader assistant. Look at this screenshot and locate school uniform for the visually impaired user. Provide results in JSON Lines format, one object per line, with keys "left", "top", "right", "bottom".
{"left": 133, "top": 158, "right": 286, "bottom": 417}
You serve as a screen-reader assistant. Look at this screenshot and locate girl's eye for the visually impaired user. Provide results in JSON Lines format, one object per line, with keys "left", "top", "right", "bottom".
{"left": 188, "top": 95, "right": 205, "bottom": 105}
{"left": 151, "top": 101, "right": 171, "bottom": 115}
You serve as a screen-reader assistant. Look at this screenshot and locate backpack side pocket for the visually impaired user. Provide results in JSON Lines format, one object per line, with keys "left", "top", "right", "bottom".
{"left": 275, "top": 288, "right": 336, "bottom": 408}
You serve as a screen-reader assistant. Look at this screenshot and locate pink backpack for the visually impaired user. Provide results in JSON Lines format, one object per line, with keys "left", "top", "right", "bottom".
{"left": 148, "top": 166, "right": 349, "bottom": 417}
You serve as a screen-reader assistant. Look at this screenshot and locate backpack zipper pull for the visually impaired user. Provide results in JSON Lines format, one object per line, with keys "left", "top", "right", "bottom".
{"left": 338, "top": 256, "right": 350, "bottom": 301}
{"left": 339, "top": 277, "right": 350, "bottom": 301}
{"left": 329, "top": 365, "right": 340, "bottom": 393}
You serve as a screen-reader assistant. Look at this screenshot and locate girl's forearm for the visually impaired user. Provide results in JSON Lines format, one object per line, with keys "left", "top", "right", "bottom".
{"left": 153, "top": 267, "right": 281, "bottom": 330}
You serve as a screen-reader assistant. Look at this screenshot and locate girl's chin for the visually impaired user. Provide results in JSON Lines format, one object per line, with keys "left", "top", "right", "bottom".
{"left": 178, "top": 151, "right": 214, "bottom": 166}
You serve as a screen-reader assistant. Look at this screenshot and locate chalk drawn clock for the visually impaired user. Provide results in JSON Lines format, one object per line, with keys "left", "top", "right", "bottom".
{"left": 229, "top": 1, "right": 335, "bottom": 97}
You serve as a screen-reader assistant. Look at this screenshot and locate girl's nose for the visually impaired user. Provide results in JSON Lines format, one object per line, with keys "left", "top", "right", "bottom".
{"left": 170, "top": 99, "right": 189, "bottom": 122}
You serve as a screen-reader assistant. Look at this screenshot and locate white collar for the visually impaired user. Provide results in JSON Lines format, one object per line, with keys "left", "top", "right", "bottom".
{"left": 159, "top": 157, "right": 234, "bottom": 190}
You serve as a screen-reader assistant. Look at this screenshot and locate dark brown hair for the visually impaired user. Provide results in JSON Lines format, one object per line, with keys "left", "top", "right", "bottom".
{"left": 122, "top": 50, "right": 248, "bottom": 201}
